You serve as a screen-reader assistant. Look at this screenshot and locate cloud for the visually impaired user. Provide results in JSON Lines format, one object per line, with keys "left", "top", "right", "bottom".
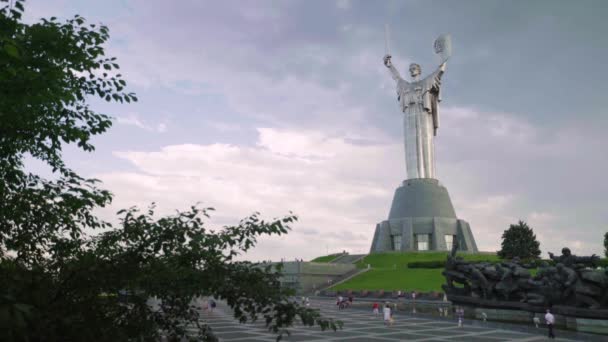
{"left": 437, "top": 106, "right": 608, "bottom": 257}
{"left": 116, "top": 113, "right": 168, "bottom": 133}
{"left": 34, "top": 0, "right": 606, "bottom": 261}
{"left": 95, "top": 101, "right": 608, "bottom": 261}
{"left": 336, "top": 0, "right": 351, "bottom": 10}
{"left": 96, "top": 127, "right": 398, "bottom": 260}
{"left": 207, "top": 121, "right": 243, "bottom": 133}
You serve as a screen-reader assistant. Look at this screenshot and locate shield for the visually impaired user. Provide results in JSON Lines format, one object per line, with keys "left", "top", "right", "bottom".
{"left": 434, "top": 34, "right": 452, "bottom": 63}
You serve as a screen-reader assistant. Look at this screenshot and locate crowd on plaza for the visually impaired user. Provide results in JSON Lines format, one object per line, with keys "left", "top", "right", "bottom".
{"left": 333, "top": 292, "right": 558, "bottom": 339}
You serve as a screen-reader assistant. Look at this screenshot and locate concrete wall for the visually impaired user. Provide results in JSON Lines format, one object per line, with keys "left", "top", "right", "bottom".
{"left": 269, "top": 262, "right": 356, "bottom": 294}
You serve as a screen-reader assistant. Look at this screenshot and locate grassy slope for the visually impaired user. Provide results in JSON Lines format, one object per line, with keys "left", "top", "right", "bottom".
{"left": 333, "top": 252, "right": 499, "bottom": 292}
{"left": 310, "top": 253, "right": 343, "bottom": 263}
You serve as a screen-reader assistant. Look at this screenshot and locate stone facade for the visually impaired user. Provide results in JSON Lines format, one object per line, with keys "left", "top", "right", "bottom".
{"left": 370, "top": 178, "right": 478, "bottom": 253}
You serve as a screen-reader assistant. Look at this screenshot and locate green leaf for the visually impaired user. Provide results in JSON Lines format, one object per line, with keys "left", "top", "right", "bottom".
{"left": 4, "top": 43, "right": 19, "bottom": 58}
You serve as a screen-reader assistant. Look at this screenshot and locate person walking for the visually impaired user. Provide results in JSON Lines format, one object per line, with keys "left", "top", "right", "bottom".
{"left": 545, "top": 309, "right": 555, "bottom": 339}
{"left": 372, "top": 302, "right": 379, "bottom": 317}
{"left": 456, "top": 307, "right": 464, "bottom": 327}
{"left": 383, "top": 303, "right": 392, "bottom": 326}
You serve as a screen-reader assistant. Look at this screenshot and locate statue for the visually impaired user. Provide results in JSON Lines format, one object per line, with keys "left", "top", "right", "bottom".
{"left": 548, "top": 247, "right": 599, "bottom": 269}
{"left": 442, "top": 247, "right": 608, "bottom": 319}
{"left": 383, "top": 34, "right": 450, "bottom": 179}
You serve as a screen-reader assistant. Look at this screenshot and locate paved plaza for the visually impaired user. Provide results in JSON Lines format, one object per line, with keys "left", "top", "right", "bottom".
{"left": 199, "top": 298, "right": 591, "bottom": 341}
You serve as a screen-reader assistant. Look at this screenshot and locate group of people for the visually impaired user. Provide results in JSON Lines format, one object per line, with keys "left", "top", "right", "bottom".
{"left": 371, "top": 302, "right": 396, "bottom": 326}
{"left": 203, "top": 298, "right": 216, "bottom": 312}
{"left": 336, "top": 295, "right": 353, "bottom": 309}
{"left": 368, "top": 301, "right": 556, "bottom": 338}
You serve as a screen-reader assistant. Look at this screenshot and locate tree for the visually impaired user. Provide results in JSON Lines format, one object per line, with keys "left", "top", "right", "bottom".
{"left": 497, "top": 220, "right": 541, "bottom": 260}
{"left": 0, "top": 1, "right": 339, "bottom": 340}
{"left": 604, "top": 232, "right": 608, "bottom": 258}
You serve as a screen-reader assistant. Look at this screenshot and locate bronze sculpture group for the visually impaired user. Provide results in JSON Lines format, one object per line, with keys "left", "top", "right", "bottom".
{"left": 443, "top": 242, "right": 608, "bottom": 318}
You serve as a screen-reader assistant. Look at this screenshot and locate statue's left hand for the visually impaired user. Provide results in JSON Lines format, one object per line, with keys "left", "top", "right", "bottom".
{"left": 383, "top": 54, "right": 392, "bottom": 67}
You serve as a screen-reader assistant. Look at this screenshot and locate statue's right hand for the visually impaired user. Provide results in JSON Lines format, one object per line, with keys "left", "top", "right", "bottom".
{"left": 383, "top": 54, "right": 392, "bottom": 67}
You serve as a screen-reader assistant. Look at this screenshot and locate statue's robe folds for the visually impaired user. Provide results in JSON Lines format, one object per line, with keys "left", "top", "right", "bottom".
{"left": 389, "top": 65, "right": 443, "bottom": 179}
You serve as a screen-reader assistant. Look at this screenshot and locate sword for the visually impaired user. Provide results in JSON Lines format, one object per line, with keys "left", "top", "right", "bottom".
{"left": 384, "top": 24, "right": 391, "bottom": 56}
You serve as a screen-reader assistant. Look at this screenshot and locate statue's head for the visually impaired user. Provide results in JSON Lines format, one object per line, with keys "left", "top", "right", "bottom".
{"left": 409, "top": 63, "right": 421, "bottom": 78}
{"left": 562, "top": 247, "right": 571, "bottom": 256}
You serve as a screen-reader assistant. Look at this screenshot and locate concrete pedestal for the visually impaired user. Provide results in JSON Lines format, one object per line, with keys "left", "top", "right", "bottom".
{"left": 370, "top": 178, "right": 478, "bottom": 253}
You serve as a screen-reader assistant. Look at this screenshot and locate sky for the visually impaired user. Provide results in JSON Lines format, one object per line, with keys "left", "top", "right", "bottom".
{"left": 23, "top": 0, "right": 608, "bottom": 260}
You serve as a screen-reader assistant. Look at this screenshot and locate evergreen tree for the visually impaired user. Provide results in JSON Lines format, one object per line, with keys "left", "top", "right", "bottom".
{"left": 497, "top": 220, "right": 541, "bottom": 259}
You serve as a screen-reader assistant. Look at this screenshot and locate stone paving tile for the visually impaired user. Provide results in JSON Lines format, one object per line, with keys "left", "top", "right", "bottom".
{"left": 277, "top": 334, "right": 329, "bottom": 341}
{"left": 374, "top": 331, "right": 433, "bottom": 340}
{"left": 450, "top": 326, "right": 491, "bottom": 332}
{"left": 475, "top": 331, "right": 534, "bottom": 339}
{"left": 444, "top": 334, "right": 510, "bottom": 342}
{"left": 418, "top": 321, "right": 456, "bottom": 327}
{"left": 210, "top": 326, "right": 250, "bottom": 331}
{"left": 397, "top": 324, "right": 451, "bottom": 331}
{"left": 337, "top": 338, "right": 401, "bottom": 342}
{"left": 338, "top": 322, "right": 378, "bottom": 329}
{"left": 198, "top": 298, "right": 591, "bottom": 342}
{"left": 316, "top": 330, "right": 371, "bottom": 339}
{"left": 357, "top": 327, "right": 407, "bottom": 334}
{"left": 213, "top": 331, "right": 265, "bottom": 340}
{"left": 418, "top": 327, "right": 476, "bottom": 337}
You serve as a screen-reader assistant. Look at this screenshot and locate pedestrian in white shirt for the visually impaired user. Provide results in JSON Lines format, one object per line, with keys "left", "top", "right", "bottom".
{"left": 383, "top": 304, "right": 392, "bottom": 326}
{"left": 545, "top": 309, "right": 555, "bottom": 339}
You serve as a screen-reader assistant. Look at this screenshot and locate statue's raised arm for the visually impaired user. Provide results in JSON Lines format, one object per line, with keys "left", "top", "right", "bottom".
{"left": 424, "top": 33, "right": 451, "bottom": 85}
{"left": 383, "top": 54, "right": 405, "bottom": 83}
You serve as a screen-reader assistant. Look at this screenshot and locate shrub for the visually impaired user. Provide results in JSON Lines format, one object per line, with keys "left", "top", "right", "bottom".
{"left": 407, "top": 261, "right": 446, "bottom": 268}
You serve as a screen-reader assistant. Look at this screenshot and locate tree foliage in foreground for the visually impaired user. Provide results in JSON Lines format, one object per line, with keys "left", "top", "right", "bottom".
{"left": 497, "top": 220, "right": 541, "bottom": 260}
{"left": 0, "top": 1, "right": 340, "bottom": 340}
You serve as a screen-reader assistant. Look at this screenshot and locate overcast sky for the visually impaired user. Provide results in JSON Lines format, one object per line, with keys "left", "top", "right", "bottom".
{"left": 24, "top": 0, "right": 608, "bottom": 260}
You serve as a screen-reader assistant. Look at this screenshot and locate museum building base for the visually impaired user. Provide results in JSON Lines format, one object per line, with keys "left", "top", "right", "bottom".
{"left": 369, "top": 178, "right": 478, "bottom": 253}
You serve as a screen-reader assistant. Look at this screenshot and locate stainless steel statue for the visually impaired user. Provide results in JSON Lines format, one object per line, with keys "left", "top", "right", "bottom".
{"left": 383, "top": 34, "right": 451, "bottom": 179}
{"left": 370, "top": 34, "right": 477, "bottom": 254}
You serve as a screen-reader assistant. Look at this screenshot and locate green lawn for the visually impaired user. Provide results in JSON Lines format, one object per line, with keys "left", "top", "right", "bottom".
{"left": 355, "top": 252, "right": 499, "bottom": 269}
{"left": 333, "top": 268, "right": 445, "bottom": 292}
{"left": 331, "top": 252, "right": 500, "bottom": 292}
